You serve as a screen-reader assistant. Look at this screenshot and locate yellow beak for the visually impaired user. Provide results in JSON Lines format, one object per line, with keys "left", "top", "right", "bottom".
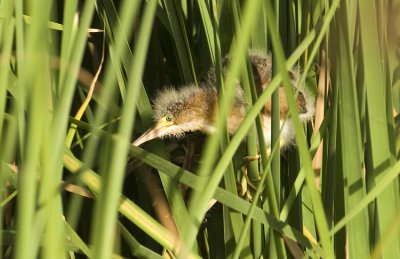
{"left": 132, "top": 119, "right": 174, "bottom": 146}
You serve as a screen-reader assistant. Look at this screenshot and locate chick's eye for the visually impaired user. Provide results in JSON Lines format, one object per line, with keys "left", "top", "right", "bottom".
{"left": 165, "top": 114, "right": 173, "bottom": 122}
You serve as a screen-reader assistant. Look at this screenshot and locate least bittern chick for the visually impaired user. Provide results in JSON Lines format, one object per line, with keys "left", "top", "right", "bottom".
{"left": 133, "top": 49, "right": 315, "bottom": 147}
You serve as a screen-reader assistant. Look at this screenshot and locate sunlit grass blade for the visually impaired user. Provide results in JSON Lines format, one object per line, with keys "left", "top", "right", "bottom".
{"left": 359, "top": 1, "right": 400, "bottom": 257}
{"left": 263, "top": 0, "right": 334, "bottom": 257}
{"left": 63, "top": 150, "right": 199, "bottom": 258}
{"left": 330, "top": 2, "right": 370, "bottom": 257}
{"left": 127, "top": 144, "right": 319, "bottom": 250}
{"left": 90, "top": 1, "right": 158, "bottom": 258}
{"left": 13, "top": 0, "right": 54, "bottom": 258}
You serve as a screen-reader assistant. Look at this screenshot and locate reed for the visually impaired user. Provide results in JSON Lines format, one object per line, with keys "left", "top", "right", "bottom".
{"left": 0, "top": 0, "right": 399, "bottom": 258}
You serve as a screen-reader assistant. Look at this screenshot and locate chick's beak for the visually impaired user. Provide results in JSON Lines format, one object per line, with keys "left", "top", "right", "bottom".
{"left": 132, "top": 120, "right": 173, "bottom": 146}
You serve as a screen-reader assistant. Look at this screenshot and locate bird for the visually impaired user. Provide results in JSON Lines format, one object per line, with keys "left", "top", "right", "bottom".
{"left": 132, "top": 49, "right": 315, "bottom": 148}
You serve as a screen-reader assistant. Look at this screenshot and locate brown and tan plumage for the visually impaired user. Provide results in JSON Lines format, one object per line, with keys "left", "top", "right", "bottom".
{"left": 133, "top": 50, "right": 315, "bottom": 147}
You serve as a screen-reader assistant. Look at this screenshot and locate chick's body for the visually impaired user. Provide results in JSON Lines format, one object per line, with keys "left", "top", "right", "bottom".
{"left": 133, "top": 50, "right": 314, "bottom": 147}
